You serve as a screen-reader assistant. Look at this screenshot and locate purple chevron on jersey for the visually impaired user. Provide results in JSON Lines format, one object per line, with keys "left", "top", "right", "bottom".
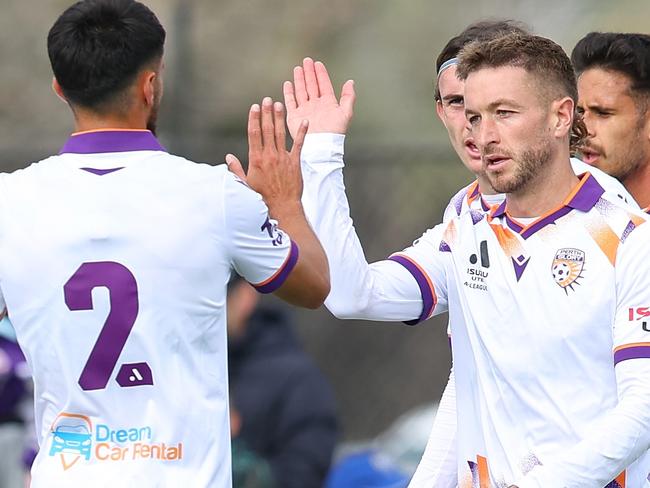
{"left": 60, "top": 130, "right": 165, "bottom": 154}
{"left": 80, "top": 167, "right": 125, "bottom": 176}
{"left": 439, "top": 240, "right": 451, "bottom": 252}
{"left": 512, "top": 255, "right": 530, "bottom": 282}
{"left": 470, "top": 209, "right": 485, "bottom": 225}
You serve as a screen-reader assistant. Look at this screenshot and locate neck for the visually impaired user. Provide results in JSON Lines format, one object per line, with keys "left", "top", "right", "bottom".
{"left": 72, "top": 110, "right": 148, "bottom": 134}
{"left": 622, "top": 162, "right": 650, "bottom": 210}
{"left": 476, "top": 173, "right": 498, "bottom": 195}
{"left": 506, "top": 148, "right": 579, "bottom": 218}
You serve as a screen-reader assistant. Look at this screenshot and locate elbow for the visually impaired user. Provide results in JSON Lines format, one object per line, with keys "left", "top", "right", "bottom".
{"left": 305, "top": 277, "right": 330, "bottom": 310}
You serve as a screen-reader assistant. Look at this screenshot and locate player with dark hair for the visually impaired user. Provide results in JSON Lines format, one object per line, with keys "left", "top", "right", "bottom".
{"left": 572, "top": 32, "right": 650, "bottom": 210}
{"left": 263, "top": 31, "right": 650, "bottom": 486}
{"left": 3, "top": 0, "right": 328, "bottom": 485}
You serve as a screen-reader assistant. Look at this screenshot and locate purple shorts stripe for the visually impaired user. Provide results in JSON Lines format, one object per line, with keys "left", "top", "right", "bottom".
{"left": 614, "top": 345, "right": 650, "bottom": 365}
{"left": 253, "top": 241, "right": 300, "bottom": 294}
{"left": 388, "top": 255, "right": 436, "bottom": 325}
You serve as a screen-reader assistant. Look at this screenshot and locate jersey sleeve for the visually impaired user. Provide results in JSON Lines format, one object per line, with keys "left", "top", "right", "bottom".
{"left": 223, "top": 172, "right": 298, "bottom": 294}
{"left": 518, "top": 222, "right": 650, "bottom": 488}
{"left": 300, "top": 133, "right": 448, "bottom": 323}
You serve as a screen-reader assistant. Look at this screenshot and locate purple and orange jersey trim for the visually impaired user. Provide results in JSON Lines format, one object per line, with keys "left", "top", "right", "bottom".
{"left": 252, "top": 241, "right": 300, "bottom": 294}
{"left": 605, "top": 471, "right": 626, "bottom": 488}
{"left": 491, "top": 173, "right": 604, "bottom": 239}
{"left": 60, "top": 129, "right": 166, "bottom": 154}
{"left": 613, "top": 342, "right": 650, "bottom": 365}
{"left": 388, "top": 253, "right": 437, "bottom": 325}
{"left": 466, "top": 180, "right": 495, "bottom": 213}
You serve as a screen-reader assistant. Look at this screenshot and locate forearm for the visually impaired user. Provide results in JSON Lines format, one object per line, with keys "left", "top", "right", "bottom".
{"left": 268, "top": 200, "right": 330, "bottom": 309}
{"left": 300, "top": 133, "right": 424, "bottom": 321}
{"left": 409, "top": 368, "right": 458, "bottom": 488}
{"left": 518, "top": 360, "right": 650, "bottom": 487}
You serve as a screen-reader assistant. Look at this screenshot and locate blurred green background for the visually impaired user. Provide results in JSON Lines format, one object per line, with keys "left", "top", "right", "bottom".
{"left": 2, "top": 0, "right": 649, "bottom": 441}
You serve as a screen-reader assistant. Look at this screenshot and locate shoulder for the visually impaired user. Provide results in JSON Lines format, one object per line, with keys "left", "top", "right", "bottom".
{"left": 443, "top": 181, "right": 475, "bottom": 222}
{"left": 571, "top": 157, "right": 638, "bottom": 208}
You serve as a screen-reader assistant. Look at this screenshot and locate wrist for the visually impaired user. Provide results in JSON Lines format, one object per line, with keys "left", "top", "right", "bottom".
{"left": 266, "top": 199, "right": 304, "bottom": 221}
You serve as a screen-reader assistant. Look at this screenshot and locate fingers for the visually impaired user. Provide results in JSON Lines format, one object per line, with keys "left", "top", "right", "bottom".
{"left": 283, "top": 81, "right": 297, "bottom": 112}
{"left": 247, "top": 103, "right": 262, "bottom": 157}
{"left": 314, "top": 61, "right": 335, "bottom": 98}
{"left": 294, "top": 66, "right": 308, "bottom": 105}
{"left": 290, "top": 119, "right": 310, "bottom": 159}
{"left": 340, "top": 79, "right": 356, "bottom": 116}
{"left": 302, "top": 57, "right": 320, "bottom": 100}
{"left": 260, "top": 97, "right": 276, "bottom": 151}
{"left": 225, "top": 154, "right": 247, "bottom": 182}
{"left": 273, "top": 102, "right": 286, "bottom": 151}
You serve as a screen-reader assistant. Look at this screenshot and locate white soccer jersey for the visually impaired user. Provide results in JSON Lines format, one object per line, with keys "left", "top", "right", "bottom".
{"left": 411, "top": 157, "right": 639, "bottom": 488}
{"left": 301, "top": 133, "right": 650, "bottom": 488}
{"left": 0, "top": 130, "right": 298, "bottom": 487}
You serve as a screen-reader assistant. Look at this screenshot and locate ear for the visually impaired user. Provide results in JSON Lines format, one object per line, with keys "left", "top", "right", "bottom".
{"left": 552, "top": 96, "right": 574, "bottom": 139}
{"left": 435, "top": 99, "right": 447, "bottom": 126}
{"left": 52, "top": 78, "right": 68, "bottom": 104}
{"left": 141, "top": 70, "right": 157, "bottom": 107}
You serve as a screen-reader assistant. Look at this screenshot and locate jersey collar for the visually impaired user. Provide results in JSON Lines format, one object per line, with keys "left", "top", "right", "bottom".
{"left": 59, "top": 129, "right": 166, "bottom": 155}
{"left": 490, "top": 172, "right": 604, "bottom": 239}
{"left": 466, "top": 180, "right": 496, "bottom": 213}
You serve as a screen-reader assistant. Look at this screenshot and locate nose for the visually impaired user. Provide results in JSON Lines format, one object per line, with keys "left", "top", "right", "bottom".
{"left": 473, "top": 116, "right": 499, "bottom": 150}
{"left": 582, "top": 111, "right": 595, "bottom": 137}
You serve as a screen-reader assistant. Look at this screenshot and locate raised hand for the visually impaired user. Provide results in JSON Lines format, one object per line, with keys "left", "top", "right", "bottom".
{"left": 283, "top": 57, "right": 355, "bottom": 138}
{"left": 226, "top": 97, "right": 308, "bottom": 210}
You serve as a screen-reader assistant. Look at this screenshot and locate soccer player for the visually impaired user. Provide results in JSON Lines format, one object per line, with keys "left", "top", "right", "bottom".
{"left": 572, "top": 32, "right": 650, "bottom": 211}
{"left": 272, "top": 34, "right": 650, "bottom": 486}
{"left": 3, "top": 0, "right": 329, "bottom": 486}
{"left": 420, "top": 22, "right": 638, "bottom": 488}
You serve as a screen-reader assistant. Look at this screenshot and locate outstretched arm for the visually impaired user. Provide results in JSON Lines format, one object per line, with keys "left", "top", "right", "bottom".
{"left": 227, "top": 99, "right": 329, "bottom": 309}
{"left": 284, "top": 58, "right": 448, "bottom": 322}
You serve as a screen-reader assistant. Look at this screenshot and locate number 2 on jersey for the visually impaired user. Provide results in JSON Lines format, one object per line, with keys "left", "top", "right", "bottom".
{"left": 64, "top": 261, "right": 153, "bottom": 391}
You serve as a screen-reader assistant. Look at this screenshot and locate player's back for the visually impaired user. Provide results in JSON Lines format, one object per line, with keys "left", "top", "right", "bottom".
{"left": 0, "top": 131, "right": 251, "bottom": 486}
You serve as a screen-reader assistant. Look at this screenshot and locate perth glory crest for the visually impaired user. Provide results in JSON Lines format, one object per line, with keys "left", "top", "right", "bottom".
{"left": 551, "top": 248, "right": 585, "bottom": 293}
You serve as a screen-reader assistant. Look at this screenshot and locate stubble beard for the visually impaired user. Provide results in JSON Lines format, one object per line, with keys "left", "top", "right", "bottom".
{"left": 488, "top": 141, "right": 553, "bottom": 194}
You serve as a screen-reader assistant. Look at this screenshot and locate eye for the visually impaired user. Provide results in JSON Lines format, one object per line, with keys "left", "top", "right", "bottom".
{"left": 446, "top": 97, "right": 464, "bottom": 107}
{"left": 496, "top": 109, "right": 514, "bottom": 118}
{"left": 467, "top": 114, "right": 480, "bottom": 126}
{"left": 594, "top": 109, "right": 613, "bottom": 118}
{"left": 576, "top": 106, "right": 585, "bottom": 116}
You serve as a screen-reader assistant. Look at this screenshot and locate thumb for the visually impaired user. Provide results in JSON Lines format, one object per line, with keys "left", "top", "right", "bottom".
{"left": 225, "top": 154, "right": 247, "bottom": 182}
{"left": 340, "top": 79, "right": 356, "bottom": 117}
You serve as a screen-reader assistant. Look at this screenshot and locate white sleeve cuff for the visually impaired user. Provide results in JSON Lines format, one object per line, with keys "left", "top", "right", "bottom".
{"left": 301, "top": 133, "right": 346, "bottom": 167}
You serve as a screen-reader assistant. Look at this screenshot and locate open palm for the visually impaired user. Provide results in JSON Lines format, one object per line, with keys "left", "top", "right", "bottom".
{"left": 284, "top": 57, "right": 355, "bottom": 138}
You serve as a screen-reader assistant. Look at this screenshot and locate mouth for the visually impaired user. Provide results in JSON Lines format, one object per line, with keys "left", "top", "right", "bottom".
{"left": 483, "top": 154, "right": 511, "bottom": 172}
{"left": 464, "top": 140, "right": 481, "bottom": 160}
{"left": 579, "top": 148, "right": 601, "bottom": 165}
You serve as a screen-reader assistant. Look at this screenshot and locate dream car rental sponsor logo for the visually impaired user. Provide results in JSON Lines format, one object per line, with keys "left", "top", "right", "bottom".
{"left": 48, "top": 412, "right": 183, "bottom": 470}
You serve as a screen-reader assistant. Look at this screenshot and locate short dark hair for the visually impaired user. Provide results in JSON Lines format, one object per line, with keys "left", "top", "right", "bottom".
{"left": 571, "top": 32, "right": 650, "bottom": 96}
{"left": 48, "top": 0, "right": 166, "bottom": 111}
{"left": 457, "top": 33, "right": 586, "bottom": 151}
{"left": 434, "top": 20, "right": 529, "bottom": 101}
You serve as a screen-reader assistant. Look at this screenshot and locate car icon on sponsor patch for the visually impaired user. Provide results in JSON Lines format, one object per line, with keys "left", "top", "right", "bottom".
{"left": 49, "top": 415, "right": 92, "bottom": 461}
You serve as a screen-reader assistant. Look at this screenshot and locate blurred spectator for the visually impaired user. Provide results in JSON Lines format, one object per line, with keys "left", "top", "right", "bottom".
{"left": 0, "top": 317, "right": 31, "bottom": 488}
{"left": 230, "top": 404, "right": 276, "bottom": 488}
{"left": 227, "top": 278, "right": 338, "bottom": 488}
{"left": 325, "top": 404, "right": 437, "bottom": 488}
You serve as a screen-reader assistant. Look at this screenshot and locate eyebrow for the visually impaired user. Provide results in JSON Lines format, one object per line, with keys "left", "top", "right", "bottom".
{"left": 441, "top": 93, "right": 463, "bottom": 102}
{"left": 485, "top": 98, "right": 525, "bottom": 111}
